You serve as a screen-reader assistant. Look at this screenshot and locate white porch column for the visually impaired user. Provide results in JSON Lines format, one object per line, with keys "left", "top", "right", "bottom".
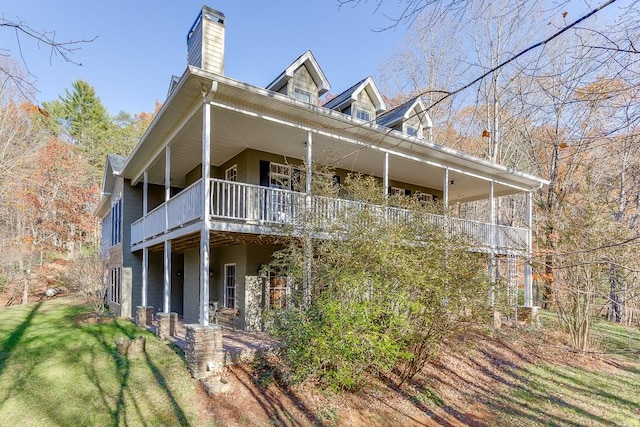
{"left": 165, "top": 146, "right": 171, "bottom": 227}
{"left": 442, "top": 168, "right": 449, "bottom": 209}
{"left": 303, "top": 131, "right": 313, "bottom": 307}
{"left": 163, "top": 240, "right": 171, "bottom": 313}
{"left": 142, "top": 171, "right": 148, "bottom": 307}
{"left": 383, "top": 152, "right": 389, "bottom": 197}
{"left": 524, "top": 190, "right": 534, "bottom": 307}
{"left": 305, "top": 131, "right": 312, "bottom": 194}
{"left": 488, "top": 180, "right": 496, "bottom": 306}
{"left": 142, "top": 248, "right": 148, "bottom": 307}
{"left": 200, "top": 101, "right": 212, "bottom": 326}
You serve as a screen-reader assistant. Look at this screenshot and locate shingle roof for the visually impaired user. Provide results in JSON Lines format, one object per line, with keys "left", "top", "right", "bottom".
{"left": 322, "top": 78, "right": 367, "bottom": 110}
{"left": 376, "top": 97, "right": 431, "bottom": 129}
{"left": 107, "top": 154, "right": 127, "bottom": 174}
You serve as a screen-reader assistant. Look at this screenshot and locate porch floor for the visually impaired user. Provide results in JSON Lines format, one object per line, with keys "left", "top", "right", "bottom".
{"left": 149, "top": 319, "right": 281, "bottom": 366}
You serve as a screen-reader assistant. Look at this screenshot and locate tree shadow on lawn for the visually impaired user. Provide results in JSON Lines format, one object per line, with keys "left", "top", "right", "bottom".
{"left": 81, "top": 318, "right": 190, "bottom": 426}
{"left": 0, "top": 301, "right": 43, "bottom": 378}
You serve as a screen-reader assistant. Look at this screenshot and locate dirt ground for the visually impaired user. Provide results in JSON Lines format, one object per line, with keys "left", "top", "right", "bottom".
{"left": 196, "top": 326, "right": 618, "bottom": 427}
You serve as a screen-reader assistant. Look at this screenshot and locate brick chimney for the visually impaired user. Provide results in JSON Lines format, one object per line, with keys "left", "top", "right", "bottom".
{"left": 187, "top": 6, "right": 225, "bottom": 75}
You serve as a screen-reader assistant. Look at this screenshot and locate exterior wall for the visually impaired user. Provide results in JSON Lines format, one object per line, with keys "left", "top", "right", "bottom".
{"left": 288, "top": 65, "right": 319, "bottom": 104}
{"left": 403, "top": 108, "right": 423, "bottom": 138}
{"left": 106, "top": 176, "right": 124, "bottom": 316}
{"left": 187, "top": 7, "right": 225, "bottom": 75}
{"left": 353, "top": 89, "right": 376, "bottom": 120}
{"left": 171, "top": 253, "right": 184, "bottom": 315}
{"left": 183, "top": 247, "right": 200, "bottom": 323}
{"left": 147, "top": 251, "right": 165, "bottom": 313}
{"left": 187, "top": 16, "right": 203, "bottom": 69}
{"left": 123, "top": 179, "right": 142, "bottom": 312}
{"left": 201, "top": 9, "right": 225, "bottom": 75}
{"left": 146, "top": 183, "right": 165, "bottom": 212}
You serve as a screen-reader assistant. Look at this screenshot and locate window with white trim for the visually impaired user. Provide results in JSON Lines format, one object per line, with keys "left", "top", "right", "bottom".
{"left": 415, "top": 192, "right": 434, "bottom": 205}
{"left": 269, "top": 162, "right": 292, "bottom": 190}
{"left": 294, "top": 87, "right": 312, "bottom": 103}
{"left": 224, "top": 264, "right": 236, "bottom": 309}
{"left": 389, "top": 187, "right": 404, "bottom": 196}
{"left": 111, "top": 198, "right": 122, "bottom": 245}
{"left": 109, "top": 267, "right": 121, "bottom": 304}
{"left": 356, "top": 109, "right": 371, "bottom": 122}
{"left": 225, "top": 164, "right": 237, "bottom": 182}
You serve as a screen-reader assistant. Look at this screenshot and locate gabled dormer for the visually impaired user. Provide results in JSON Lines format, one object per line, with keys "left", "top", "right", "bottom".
{"left": 323, "top": 76, "right": 386, "bottom": 122}
{"left": 376, "top": 97, "right": 433, "bottom": 140}
{"left": 266, "top": 51, "right": 330, "bottom": 105}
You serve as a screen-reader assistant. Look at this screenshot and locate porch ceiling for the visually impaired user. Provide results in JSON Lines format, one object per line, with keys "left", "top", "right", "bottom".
{"left": 132, "top": 68, "right": 546, "bottom": 202}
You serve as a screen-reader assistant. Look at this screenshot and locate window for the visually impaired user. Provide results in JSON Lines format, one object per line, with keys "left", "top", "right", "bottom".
{"left": 356, "top": 109, "right": 371, "bottom": 122}
{"left": 389, "top": 187, "right": 404, "bottom": 196}
{"left": 225, "top": 164, "right": 237, "bottom": 182}
{"left": 294, "top": 87, "right": 312, "bottom": 103}
{"left": 111, "top": 198, "right": 122, "bottom": 245}
{"left": 109, "top": 267, "right": 121, "bottom": 304}
{"left": 269, "top": 162, "right": 292, "bottom": 190}
{"left": 406, "top": 126, "right": 418, "bottom": 137}
{"left": 415, "top": 192, "right": 434, "bottom": 205}
{"left": 269, "top": 276, "right": 288, "bottom": 310}
{"left": 224, "top": 264, "right": 236, "bottom": 309}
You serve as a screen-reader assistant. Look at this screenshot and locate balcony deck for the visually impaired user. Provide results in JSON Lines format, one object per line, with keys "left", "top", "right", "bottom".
{"left": 131, "top": 178, "right": 530, "bottom": 254}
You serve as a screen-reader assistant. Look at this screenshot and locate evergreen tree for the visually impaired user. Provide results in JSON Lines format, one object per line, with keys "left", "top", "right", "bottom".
{"left": 43, "top": 79, "right": 112, "bottom": 182}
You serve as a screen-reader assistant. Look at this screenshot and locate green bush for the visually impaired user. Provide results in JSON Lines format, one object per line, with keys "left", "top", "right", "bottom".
{"left": 267, "top": 173, "right": 490, "bottom": 391}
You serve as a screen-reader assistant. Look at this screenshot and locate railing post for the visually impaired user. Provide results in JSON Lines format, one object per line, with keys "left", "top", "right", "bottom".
{"left": 524, "top": 190, "right": 534, "bottom": 307}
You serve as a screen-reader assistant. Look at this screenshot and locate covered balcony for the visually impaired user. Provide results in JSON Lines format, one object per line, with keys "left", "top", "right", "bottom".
{"left": 131, "top": 177, "right": 529, "bottom": 254}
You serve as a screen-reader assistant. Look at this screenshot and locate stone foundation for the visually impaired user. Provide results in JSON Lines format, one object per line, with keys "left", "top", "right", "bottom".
{"left": 135, "top": 306, "right": 154, "bottom": 327}
{"left": 156, "top": 312, "right": 171, "bottom": 340}
{"left": 185, "top": 324, "right": 224, "bottom": 379}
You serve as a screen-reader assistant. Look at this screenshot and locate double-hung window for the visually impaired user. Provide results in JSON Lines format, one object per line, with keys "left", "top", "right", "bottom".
{"left": 111, "top": 198, "right": 122, "bottom": 245}
{"left": 109, "top": 267, "right": 121, "bottom": 304}
{"left": 224, "top": 264, "right": 236, "bottom": 309}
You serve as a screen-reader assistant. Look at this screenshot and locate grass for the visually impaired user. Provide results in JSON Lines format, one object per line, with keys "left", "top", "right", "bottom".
{"left": 492, "top": 311, "right": 640, "bottom": 426}
{"left": 0, "top": 297, "right": 206, "bottom": 426}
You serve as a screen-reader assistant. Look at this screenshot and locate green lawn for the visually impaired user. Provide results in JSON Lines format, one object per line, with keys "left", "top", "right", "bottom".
{"left": 0, "top": 298, "right": 206, "bottom": 426}
{"left": 493, "top": 313, "right": 640, "bottom": 426}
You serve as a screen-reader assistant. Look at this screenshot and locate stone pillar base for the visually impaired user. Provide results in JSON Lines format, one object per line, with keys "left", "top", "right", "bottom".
{"left": 185, "top": 324, "right": 224, "bottom": 379}
{"left": 157, "top": 312, "right": 171, "bottom": 340}
{"left": 170, "top": 312, "right": 178, "bottom": 336}
{"left": 517, "top": 306, "right": 540, "bottom": 325}
{"left": 135, "top": 306, "right": 154, "bottom": 327}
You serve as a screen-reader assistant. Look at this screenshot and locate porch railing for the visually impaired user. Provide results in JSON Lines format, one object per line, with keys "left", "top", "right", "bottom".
{"left": 131, "top": 178, "right": 529, "bottom": 252}
{"left": 131, "top": 180, "right": 204, "bottom": 245}
{"left": 209, "top": 179, "right": 529, "bottom": 252}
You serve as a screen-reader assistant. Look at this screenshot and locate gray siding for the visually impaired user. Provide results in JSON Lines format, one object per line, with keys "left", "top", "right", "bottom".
{"left": 187, "top": 17, "right": 203, "bottom": 68}
{"left": 123, "top": 179, "right": 143, "bottom": 313}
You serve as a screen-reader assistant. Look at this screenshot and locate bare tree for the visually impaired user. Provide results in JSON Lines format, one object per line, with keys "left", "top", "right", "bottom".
{"left": 0, "top": 14, "right": 95, "bottom": 100}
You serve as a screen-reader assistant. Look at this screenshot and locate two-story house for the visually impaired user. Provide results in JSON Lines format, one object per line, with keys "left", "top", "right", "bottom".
{"left": 96, "top": 5, "right": 547, "bottom": 332}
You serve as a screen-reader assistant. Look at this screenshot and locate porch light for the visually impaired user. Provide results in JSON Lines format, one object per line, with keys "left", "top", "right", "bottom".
{"left": 450, "top": 180, "right": 456, "bottom": 185}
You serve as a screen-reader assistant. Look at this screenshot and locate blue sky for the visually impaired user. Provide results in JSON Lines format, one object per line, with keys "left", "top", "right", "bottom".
{"left": 2, "top": 1, "right": 410, "bottom": 115}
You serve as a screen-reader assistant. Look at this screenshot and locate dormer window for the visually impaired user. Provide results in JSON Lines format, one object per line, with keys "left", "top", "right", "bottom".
{"left": 356, "top": 109, "right": 371, "bottom": 122}
{"left": 294, "top": 87, "right": 312, "bottom": 103}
